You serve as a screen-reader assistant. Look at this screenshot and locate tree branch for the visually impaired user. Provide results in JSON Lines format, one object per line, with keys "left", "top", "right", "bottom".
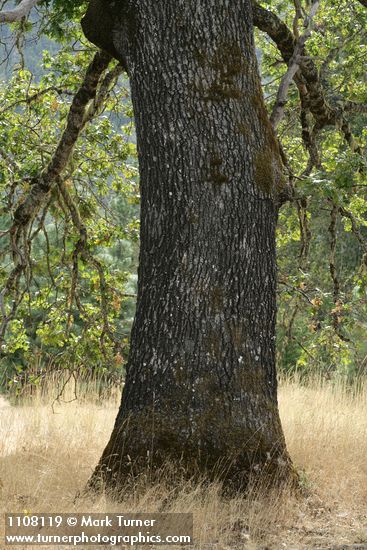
{"left": 12, "top": 50, "right": 112, "bottom": 231}
{"left": 328, "top": 202, "right": 351, "bottom": 343}
{"left": 0, "top": 86, "right": 74, "bottom": 115}
{"left": 344, "top": 100, "right": 367, "bottom": 114}
{"left": 254, "top": 1, "right": 364, "bottom": 164}
{"left": 253, "top": 1, "right": 334, "bottom": 128}
{"left": 0, "top": 0, "right": 39, "bottom": 23}
{"left": 0, "top": 50, "right": 112, "bottom": 343}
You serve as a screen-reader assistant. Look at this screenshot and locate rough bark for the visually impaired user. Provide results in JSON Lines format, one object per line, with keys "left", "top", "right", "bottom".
{"left": 83, "top": 0, "right": 296, "bottom": 491}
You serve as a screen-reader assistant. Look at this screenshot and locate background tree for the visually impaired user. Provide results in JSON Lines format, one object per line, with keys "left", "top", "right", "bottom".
{"left": 254, "top": 0, "right": 367, "bottom": 378}
{"left": 0, "top": 4, "right": 139, "bottom": 391}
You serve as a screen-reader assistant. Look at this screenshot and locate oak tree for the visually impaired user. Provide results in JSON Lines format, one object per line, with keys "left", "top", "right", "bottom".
{"left": 1, "top": 0, "right": 366, "bottom": 493}
{"left": 82, "top": 0, "right": 296, "bottom": 490}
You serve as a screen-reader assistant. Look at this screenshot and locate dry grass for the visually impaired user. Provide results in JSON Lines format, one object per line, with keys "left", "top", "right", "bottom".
{"left": 1, "top": 376, "right": 367, "bottom": 549}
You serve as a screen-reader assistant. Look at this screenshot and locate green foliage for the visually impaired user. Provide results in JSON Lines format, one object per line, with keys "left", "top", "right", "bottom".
{"left": 39, "top": 0, "right": 88, "bottom": 39}
{"left": 256, "top": 0, "right": 367, "bottom": 380}
{"left": 1, "top": 0, "right": 367, "bottom": 389}
{"left": 0, "top": 17, "right": 139, "bottom": 388}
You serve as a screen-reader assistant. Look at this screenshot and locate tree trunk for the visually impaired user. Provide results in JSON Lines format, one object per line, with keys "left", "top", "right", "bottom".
{"left": 83, "top": 0, "right": 296, "bottom": 491}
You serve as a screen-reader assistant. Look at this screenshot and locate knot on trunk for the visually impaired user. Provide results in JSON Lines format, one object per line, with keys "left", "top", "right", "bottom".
{"left": 82, "top": 0, "right": 121, "bottom": 62}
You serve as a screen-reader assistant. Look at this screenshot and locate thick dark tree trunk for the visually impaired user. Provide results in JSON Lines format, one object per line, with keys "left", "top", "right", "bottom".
{"left": 83, "top": 0, "right": 296, "bottom": 491}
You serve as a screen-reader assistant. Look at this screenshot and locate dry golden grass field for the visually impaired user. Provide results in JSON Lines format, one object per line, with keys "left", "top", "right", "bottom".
{"left": 0, "top": 377, "right": 367, "bottom": 549}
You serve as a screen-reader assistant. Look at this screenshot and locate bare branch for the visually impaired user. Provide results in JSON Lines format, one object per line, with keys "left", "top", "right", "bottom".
{"left": 254, "top": 0, "right": 365, "bottom": 176}
{"left": 300, "top": 102, "right": 320, "bottom": 173}
{"left": 57, "top": 178, "right": 116, "bottom": 347}
{"left": 270, "top": 0, "right": 321, "bottom": 129}
{"left": 0, "top": 0, "right": 39, "bottom": 23}
{"left": 296, "top": 197, "right": 312, "bottom": 266}
{"left": 253, "top": 2, "right": 334, "bottom": 127}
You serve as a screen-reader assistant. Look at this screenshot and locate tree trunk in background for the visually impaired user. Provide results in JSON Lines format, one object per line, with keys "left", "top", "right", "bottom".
{"left": 83, "top": 0, "right": 296, "bottom": 491}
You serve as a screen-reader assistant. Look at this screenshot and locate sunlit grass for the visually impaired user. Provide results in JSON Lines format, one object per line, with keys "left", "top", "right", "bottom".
{"left": 1, "top": 375, "right": 367, "bottom": 548}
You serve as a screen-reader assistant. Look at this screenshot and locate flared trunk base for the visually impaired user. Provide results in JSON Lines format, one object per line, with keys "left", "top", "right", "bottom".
{"left": 87, "top": 409, "right": 298, "bottom": 496}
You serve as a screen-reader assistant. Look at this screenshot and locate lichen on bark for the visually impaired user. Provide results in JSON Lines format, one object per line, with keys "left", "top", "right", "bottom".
{"left": 82, "top": 0, "right": 297, "bottom": 494}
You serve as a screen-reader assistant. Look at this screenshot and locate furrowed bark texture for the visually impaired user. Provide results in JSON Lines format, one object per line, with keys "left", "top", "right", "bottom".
{"left": 84, "top": 0, "right": 294, "bottom": 490}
